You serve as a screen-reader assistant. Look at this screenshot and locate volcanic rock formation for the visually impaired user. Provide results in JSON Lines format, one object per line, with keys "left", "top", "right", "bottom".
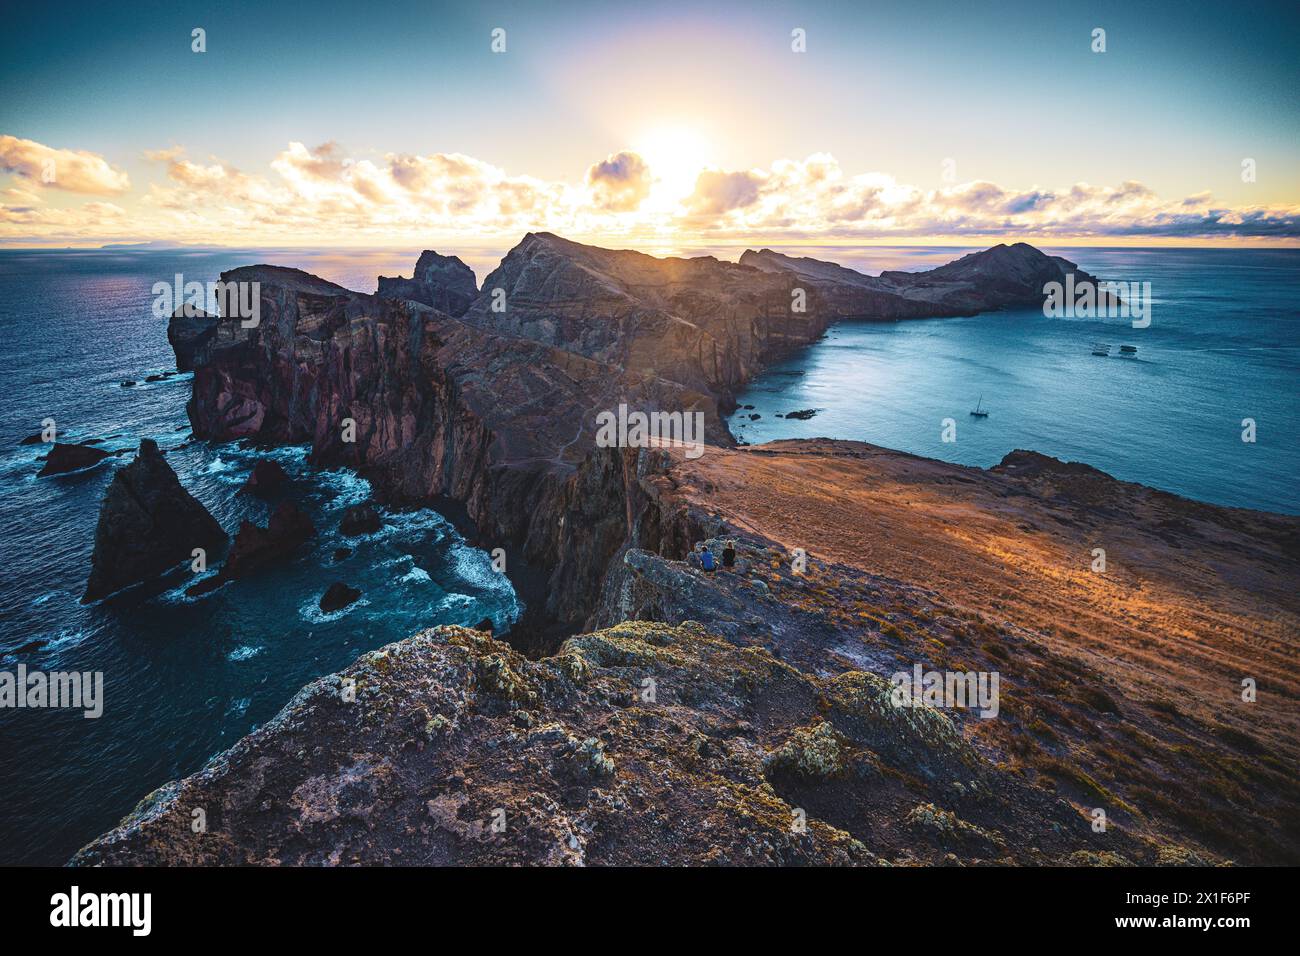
{"left": 83, "top": 439, "right": 227, "bottom": 602}
{"left": 377, "top": 250, "right": 478, "bottom": 317}
{"left": 81, "top": 235, "right": 1298, "bottom": 866}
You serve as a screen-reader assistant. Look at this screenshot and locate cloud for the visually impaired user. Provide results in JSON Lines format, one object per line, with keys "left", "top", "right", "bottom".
{"left": 0, "top": 135, "right": 130, "bottom": 194}
{"left": 1, "top": 139, "right": 1295, "bottom": 244}
{"left": 684, "top": 168, "right": 765, "bottom": 215}
{"left": 586, "top": 151, "right": 652, "bottom": 211}
{"left": 673, "top": 154, "right": 1299, "bottom": 240}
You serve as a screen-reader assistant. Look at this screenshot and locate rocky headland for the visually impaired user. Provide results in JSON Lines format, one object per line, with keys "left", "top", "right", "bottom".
{"left": 74, "top": 236, "right": 1299, "bottom": 866}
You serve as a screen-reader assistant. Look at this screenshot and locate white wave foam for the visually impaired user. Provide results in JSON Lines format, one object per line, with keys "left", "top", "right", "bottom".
{"left": 299, "top": 596, "right": 371, "bottom": 624}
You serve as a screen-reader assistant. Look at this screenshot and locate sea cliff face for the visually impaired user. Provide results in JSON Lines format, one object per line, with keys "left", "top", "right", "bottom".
{"left": 181, "top": 259, "right": 721, "bottom": 630}
{"left": 75, "top": 236, "right": 1299, "bottom": 866}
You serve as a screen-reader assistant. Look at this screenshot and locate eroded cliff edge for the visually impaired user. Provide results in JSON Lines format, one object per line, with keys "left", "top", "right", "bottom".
{"left": 74, "top": 237, "right": 1300, "bottom": 865}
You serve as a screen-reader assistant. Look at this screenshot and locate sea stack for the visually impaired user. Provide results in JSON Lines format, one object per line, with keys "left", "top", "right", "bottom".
{"left": 83, "top": 439, "right": 227, "bottom": 602}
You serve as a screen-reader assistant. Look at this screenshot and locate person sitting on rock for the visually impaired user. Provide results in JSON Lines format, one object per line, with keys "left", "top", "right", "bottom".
{"left": 700, "top": 545, "right": 716, "bottom": 573}
{"left": 722, "top": 540, "right": 736, "bottom": 569}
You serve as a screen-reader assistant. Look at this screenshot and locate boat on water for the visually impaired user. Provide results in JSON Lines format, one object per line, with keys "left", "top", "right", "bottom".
{"left": 1119, "top": 345, "right": 1138, "bottom": 355}
{"left": 1092, "top": 342, "right": 1111, "bottom": 356}
{"left": 970, "top": 395, "right": 989, "bottom": 418}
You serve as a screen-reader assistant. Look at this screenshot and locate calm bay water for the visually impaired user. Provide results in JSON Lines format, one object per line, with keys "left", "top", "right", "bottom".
{"left": 0, "top": 248, "right": 520, "bottom": 865}
{"left": 731, "top": 248, "right": 1300, "bottom": 515}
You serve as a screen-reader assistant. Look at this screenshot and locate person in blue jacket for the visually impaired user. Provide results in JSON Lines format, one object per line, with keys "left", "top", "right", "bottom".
{"left": 700, "top": 545, "right": 716, "bottom": 573}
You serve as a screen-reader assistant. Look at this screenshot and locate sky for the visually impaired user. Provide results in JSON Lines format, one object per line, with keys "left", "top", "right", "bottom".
{"left": 2, "top": 0, "right": 1298, "bottom": 250}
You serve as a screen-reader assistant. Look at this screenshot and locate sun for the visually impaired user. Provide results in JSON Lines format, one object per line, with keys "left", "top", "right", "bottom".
{"left": 633, "top": 126, "right": 714, "bottom": 208}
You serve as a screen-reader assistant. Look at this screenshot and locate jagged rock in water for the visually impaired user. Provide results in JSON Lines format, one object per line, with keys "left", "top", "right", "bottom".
{"left": 241, "top": 459, "right": 288, "bottom": 498}
{"left": 377, "top": 250, "right": 478, "bottom": 317}
{"left": 83, "top": 439, "right": 227, "bottom": 602}
{"left": 319, "top": 582, "right": 361, "bottom": 612}
{"left": 339, "top": 502, "right": 382, "bottom": 536}
{"left": 38, "top": 442, "right": 112, "bottom": 476}
{"left": 222, "top": 501, "right": 315, "bottom": 580}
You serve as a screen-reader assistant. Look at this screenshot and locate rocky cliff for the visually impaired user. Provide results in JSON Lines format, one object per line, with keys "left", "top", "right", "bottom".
{"left": 377, "top": 250, "right": 478, "bottom": 317}
{"left": 180, "top": 259, "right": 721, "bottom": 632}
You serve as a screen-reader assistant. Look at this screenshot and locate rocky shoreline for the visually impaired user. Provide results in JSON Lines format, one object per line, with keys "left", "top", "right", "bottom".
{"left": 73, "top": 236, "right": 1299, "bottom": 866}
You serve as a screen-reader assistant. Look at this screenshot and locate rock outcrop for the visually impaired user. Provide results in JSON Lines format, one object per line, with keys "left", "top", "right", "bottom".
{"left": 339, "top": 502, "right": 382, "bottom": 536}
{"left": 71, "top": 621, "right": 1099, "bottom": 866}
{"left": 175, "top": 260, "right": 721, "bottom": 630}
{"left": 83, "top": 439, "right": 228, "bottom": 602}
{"left": 167, "top": 306, "right": 220, "bottom": 372}
{"left": 241, "top": 459, "right": 288, "bottom": 498}
{"left": 741, "top": 241, "right": 1117, "bottom": 315}
{"left": 222, "top": 501, "right": 316, "bottom": 579}
{"left": 170, "top": 236, "right": 1113, "bottom": 633}
{"left": 377, "top": 250, "right": 478, "bottom": 317}
{"left": 319, "top": 581, "right": 361, "bottom": 612}
{"left": 38, "top": 442, "right": 112, "bottom": 476}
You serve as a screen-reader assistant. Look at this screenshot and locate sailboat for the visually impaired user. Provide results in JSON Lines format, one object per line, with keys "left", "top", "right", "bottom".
{"left": 970, "top": 395, "right": 989, "bottom": 418}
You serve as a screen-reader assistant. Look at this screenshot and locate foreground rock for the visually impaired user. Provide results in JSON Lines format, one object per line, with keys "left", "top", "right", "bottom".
{"left": 73, "top": 621, "right": 1098, "bottom": 866}
{"left": 83, "top": 440, "right": 228, "bottom": 602}
{"left": 595, "top": 439, "right": 1300, "bottom": 865}
{"left": 377, "top": 250, "right": 478, "bottom": 317}
{"left": 319, "top": 582, "right": 361, "bottom": 612}
{"left": 38, "top": 442, "right": 112, "bottom": 476}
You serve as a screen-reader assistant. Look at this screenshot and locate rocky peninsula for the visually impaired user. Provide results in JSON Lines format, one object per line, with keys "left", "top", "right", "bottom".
{"left": 74, "top": 236, "right": 1299, "bottom": 866}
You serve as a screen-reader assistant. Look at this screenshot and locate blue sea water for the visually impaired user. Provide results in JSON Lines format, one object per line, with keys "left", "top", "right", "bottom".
{"left": 730, "top": 247, "right": 1300, "bottom": 515}
{"left": 0, "top": 248, "right": 521, "bottom": 865}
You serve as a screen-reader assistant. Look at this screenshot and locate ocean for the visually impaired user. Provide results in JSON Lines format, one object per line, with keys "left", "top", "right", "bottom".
{"left": 730, "top": 247, "right": 1300, "bottom": 515}
{"left": 0, "top": 244, "right": 1296, "bottom": 865}
{"left": 0, "top": 248, "right": 521, "bottom": 865}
